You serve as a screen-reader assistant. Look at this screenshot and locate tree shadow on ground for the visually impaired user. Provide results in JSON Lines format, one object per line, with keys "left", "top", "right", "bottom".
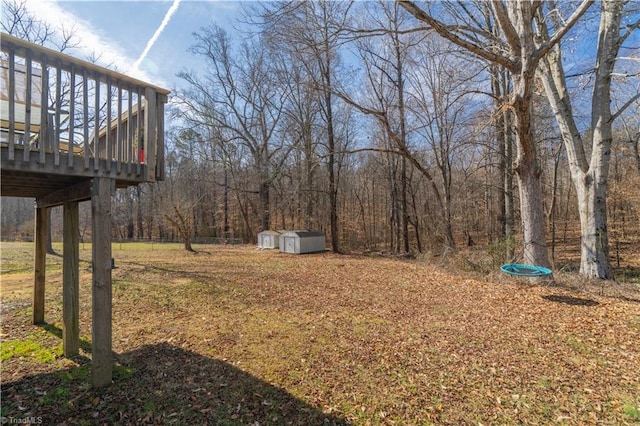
{"left": 1, "top": 342, "right": 348, "bottom": 425}
{"left": 542, "top": 294, "right": 600, "bottom": 306}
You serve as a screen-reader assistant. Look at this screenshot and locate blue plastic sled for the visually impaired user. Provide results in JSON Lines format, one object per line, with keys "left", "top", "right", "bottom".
{"left": 500, "top": 263, "right": 552, "bottom": 277}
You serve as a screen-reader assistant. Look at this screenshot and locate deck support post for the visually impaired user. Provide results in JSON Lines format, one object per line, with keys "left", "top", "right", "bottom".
{"left": 63, "top": 201, "right": 80, "bottom": 356}
{"left": 91, "top": 177, "right": 115, "bottom": 388}
{"left": 33, "top": 205, "right": 47, "bottom": 325}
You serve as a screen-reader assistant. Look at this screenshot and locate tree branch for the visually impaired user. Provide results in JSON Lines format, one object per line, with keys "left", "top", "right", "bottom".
{"left": 396, "top": 0, "right": 514, "bottom": 69}
{"left": 618, "top": 16, "right": 640, "bottom": 45}
{"left": 611, "top": 92, "right": 640, "bottom": 122}
{"left": 490, "top": 1, "right": 521, "bottom": 53}
{"left": 533, "top": 0, "right": 595, "bottom": 61}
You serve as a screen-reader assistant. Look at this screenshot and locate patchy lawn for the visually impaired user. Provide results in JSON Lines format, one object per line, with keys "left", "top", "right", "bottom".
{"left": 1, "top": 242, "right": 639, "bottom": 425}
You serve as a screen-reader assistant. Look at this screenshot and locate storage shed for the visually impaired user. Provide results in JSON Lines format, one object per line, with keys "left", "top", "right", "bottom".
{"left": 257, "top": 230, "right": 281, "bottom": 249}
{"left": 279, "top": 231, "right": 326, "bottom": 254}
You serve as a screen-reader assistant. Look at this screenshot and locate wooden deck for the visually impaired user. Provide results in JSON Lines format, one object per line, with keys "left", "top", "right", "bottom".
{"left": 1, "top": 33, "right": 169, "bottom": 388}
{"left": 1, "top": 33, "right": 168, "bottom": 199}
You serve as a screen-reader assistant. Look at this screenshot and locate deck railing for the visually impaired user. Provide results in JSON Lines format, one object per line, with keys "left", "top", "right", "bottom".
{"left": 1, "top": 33, "right": 168, "bottom": 182}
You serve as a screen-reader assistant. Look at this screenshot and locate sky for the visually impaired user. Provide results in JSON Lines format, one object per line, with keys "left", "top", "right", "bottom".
{"left": 16, "top": 0, "right": 639, "bottom": 122}
{"left": 23, "top": 0, "right": 246, "bottom": 92}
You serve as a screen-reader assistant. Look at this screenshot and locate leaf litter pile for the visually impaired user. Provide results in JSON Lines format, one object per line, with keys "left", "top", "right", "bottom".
{"left": 1, "top": 243, "right": 639, "bottom": 424}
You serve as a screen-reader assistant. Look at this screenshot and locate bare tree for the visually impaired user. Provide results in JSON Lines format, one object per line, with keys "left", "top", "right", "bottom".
{"left": 342, "top": 1, "right": 414, "bottom": 253}
{"left": 176, "top": 24, "right": 291, "bottom": 233}
{"left": 277, "top": 52, "right": 322, "bottom": 230}
{"left": 160, "top": 134, "right": 203, "bottom": 252}
{"left": 2, "top": 0, "right": 54, "bottom": 45}
{"left": 0, "top": 197, "right": 32, "bottom": 239}
{"left": 257, "top": 0, "right": 353, "bottom": 253}
{"left": 408, "top": 38, "right": 484, "bottom": 251}
{"left": 398, "top": 0, "right": 592, "bottom": 267}
{"left": 535, "top": 0, "right": 639, "bottom": 278}
{"left": 338, "top": 2, "right": 485, "bottom": 253}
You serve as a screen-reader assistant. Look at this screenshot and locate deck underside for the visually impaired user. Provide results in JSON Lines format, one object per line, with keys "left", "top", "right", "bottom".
{"left": 1, "top": 146, "right": 148, "bottom": 199}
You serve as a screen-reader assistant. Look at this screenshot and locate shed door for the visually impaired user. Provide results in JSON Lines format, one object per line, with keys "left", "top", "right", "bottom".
{"left": 285, "top": 237, "right": 295, "bottom": 253}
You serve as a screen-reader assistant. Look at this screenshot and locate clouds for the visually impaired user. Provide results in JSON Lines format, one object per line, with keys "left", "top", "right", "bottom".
{"left": 23, "top": 0, "right": 156, "bottom": 83}
{"left": 18, "top": 0, "right": 242, "bottom": 91}
{"left": 24, "top": 1, "right": 126, "bottom": 64}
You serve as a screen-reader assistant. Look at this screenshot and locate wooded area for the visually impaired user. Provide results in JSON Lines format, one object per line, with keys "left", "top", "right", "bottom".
{"left": 2, "top": 0, "right": 639, "bottom": 281}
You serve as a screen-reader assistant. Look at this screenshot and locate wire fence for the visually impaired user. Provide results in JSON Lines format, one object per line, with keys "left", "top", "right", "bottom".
{"left": 111, "top": 237, "right": 245, "bottom": 245}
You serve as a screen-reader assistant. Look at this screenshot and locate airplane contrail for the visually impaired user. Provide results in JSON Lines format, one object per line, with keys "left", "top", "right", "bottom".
{"left": 132, "top": 0, "right": 182, "bottom": 72}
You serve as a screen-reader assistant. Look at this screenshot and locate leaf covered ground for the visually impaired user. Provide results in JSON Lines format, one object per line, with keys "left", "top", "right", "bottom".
{"left": 1, "top": 242, "right": 639, "bottom": 425}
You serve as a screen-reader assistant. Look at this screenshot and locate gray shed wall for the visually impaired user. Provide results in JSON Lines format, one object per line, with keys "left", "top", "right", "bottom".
{"left": 258, "top": 231, "right": 280, "bottom": 249}
{"left": 279, "top": 231, "right": 325, "bottom": 254}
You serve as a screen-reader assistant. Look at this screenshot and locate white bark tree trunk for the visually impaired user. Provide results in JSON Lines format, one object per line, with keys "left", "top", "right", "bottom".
{"left": 536, "top": 0, "right": 626, "bottom": 279}
{"left": 576, "top": 172, "right": 613, "bottom": 278}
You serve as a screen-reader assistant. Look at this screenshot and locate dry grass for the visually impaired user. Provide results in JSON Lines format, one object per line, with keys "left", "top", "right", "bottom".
{"left": 1, "top": 242, "right": 639, "bottom": 425}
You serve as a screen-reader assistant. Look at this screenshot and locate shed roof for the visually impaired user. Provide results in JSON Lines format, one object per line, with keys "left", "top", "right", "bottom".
{"left": 258, "top": 230, "right": 281, "bottom": 235}
{"left": 281, "top": 230, "right": 325, "bottom": 238}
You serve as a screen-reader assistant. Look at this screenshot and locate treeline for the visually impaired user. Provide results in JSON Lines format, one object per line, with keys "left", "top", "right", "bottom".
{"left": 3, "top": 125, "right": 638, "bottom": 261}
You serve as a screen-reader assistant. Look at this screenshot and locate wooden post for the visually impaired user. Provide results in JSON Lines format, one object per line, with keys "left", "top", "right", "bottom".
{"left": 8, "top": 47, "right": 15, "bottom": 160}
{"left": 143, "top": 87, "right": 157, "bottom": 182}
{"left": 67, "top": 64, "right": 76, "bottom": 168}
{"left": 106, "top": 78, "right": 112, "bottom": 167}
{"left": 39, "top": 54, "right": 48, "bottom": 165}
{"left": 33, "top": 206, "right": 47, "bottom": 325}
{"left": 127, "top": 88, "right": 133, "bottom": 175}
{"left": 156, "top": 94, "right": 166, "bottom": 181}
{"left": 83, "top": 69, "right": 90, "bottom": 170}
{"left": 94, "top": 74, "right": 101, "bottom": 172}
{"left": 116, "top": 84, "right": 122, "bottom": 174}
{"left": 91, "top": 177, "right": 114, "bottom": 387}
{"left": 24, "top": 49, "right": 32, "bottom": 163}
{"left": 136, "top": 91, "right": 142, "bottom": 176}
{"left": 63, "top": 201, "right": 80, "bottom": 356}
{"left": 54, "top": 63, "right": 61, "bottom": 166}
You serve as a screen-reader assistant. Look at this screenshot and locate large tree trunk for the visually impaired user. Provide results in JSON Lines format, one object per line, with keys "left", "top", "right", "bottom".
{"left": 401, "top": 157, "right": 410, "bottom": 253}
{"left": 512, "top": 74, "right": 550, "bottom": 267}
{"left": 126, "top": 189, "right": 134, "bottom": 239}
{"left": 304, "top": 122, "right": 315, "bottom": 230}
{"left": 136, "top": 186, "right": 144, "bottom": 239}
{"left": 223, "top": 163, "right": 229, "bottom": 237}
{"left": 576, "top": 171, "right": 613, "bottom": 277}
{"left": 575, "top": 0, "right": 619, "bottom": 279}
{"left": 536, "top": 0, "right": 622, "bottom": 279}
{"left": 515, "top": 155, "right": 549, "bottom": 267}
{"left": 325, "top": 69, "right": 340, "bottom": 253}
{"left": 259, "top": 179, "right": 270, "bottom": 231}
